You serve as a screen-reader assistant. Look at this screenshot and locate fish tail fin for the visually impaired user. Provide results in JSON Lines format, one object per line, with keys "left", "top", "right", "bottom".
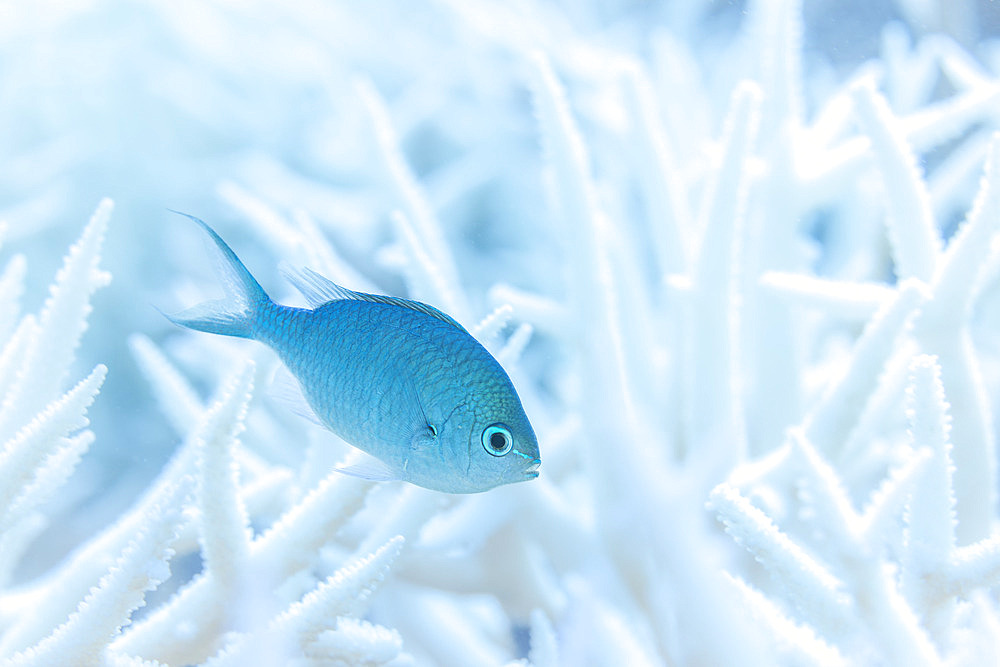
{"left": 167, "top": 211, "right": 271, "bottom": 340}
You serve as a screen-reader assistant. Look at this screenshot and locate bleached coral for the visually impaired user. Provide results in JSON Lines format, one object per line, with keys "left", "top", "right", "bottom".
{"left": 0, "top": 208, "right": 402, "bottom": 665}
{"left": 3, "top": 0, "right": 1000, "bottom": 665}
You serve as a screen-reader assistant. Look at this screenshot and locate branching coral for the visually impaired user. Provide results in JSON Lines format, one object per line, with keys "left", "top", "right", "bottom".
{"left": 3, "top": 0, "right": 1000, "bottom": 665}
{"left": 708, "top": 30, "right": 1000, "bottom": 661}
{"left": 0, "top": 207, "right": 404, "bottom": 665}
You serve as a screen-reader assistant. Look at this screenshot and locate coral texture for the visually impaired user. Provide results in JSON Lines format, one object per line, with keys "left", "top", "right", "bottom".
{"left": 2, "top": 0, "right": 1000, "bottom": 664}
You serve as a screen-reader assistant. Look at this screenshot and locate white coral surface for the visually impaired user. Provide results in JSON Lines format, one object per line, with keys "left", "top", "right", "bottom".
{"left": 2, "top": 1, "right": 1000, "bottom": 665}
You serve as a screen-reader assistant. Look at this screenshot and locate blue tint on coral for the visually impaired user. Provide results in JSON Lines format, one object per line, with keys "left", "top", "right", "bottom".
{"left": 3, "top": 1, "right": 1000, "bottom": 664}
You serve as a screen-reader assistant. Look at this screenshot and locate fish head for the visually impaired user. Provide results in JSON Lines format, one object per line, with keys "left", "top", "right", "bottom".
{"left": 402, "top": 345, "right": 541, "bottom": 493}
{"left": 400, "top": 397, "right": 539, "bottom": 494}
{"left": 461, "top": 400, "right": 540, "bottom": 491}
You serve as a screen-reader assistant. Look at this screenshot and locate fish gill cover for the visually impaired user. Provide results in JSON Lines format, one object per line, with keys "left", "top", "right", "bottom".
{"left": 1, "top": 0, "right": 1000, "bottom": 665}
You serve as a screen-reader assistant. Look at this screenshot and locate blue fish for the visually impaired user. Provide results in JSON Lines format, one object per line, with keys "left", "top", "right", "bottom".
{"left": 168, "top": 215, "right": 540, "bottom": 493}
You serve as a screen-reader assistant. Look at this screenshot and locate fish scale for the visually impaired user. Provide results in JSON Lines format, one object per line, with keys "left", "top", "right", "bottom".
{"left": 167, "top": 214, "right": 540, "bottom": 493}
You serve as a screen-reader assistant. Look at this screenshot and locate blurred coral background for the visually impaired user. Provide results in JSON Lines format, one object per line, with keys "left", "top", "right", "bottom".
{"left": 3, "top": 1, "right": 1000, "bottom": 664}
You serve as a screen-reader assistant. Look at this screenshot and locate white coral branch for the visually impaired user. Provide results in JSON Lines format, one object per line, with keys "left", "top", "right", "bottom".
{"left": 724, "top": 573, "right": 849, "bottom": 667}
{"left": 204, "top": 536, "right": 404, "bottom": 666}
{"left": 8, "top": 479, "right": 189, "bottom": 666}
{"left": 803, "top": 279, "right": 928, "bottom": 455}
{"left": 114, "top": 460, "right": 372, "bottom": 664}
{"left": 683, "top": 81, "right": 761, "bottom": 462}
{"left": 358, "top": 79, "right": 469, "bottom": 323}
{"left": 851, "top": 79, "right": 940, "bottom": 282}
{"left": 904, "top": 355, "right": 956, "bottom": 568}
{"left": 128, "top": 333, "right": 203, "bottom": 437}
{"left": 948, "top": 536, "right": 1000, "bottom": 594}
{"left": 0, "top": 253, "right": 26, "bottom": 345}
{"left": 709, "top": 482, "right": 852, "bottom": 637}
{"left": 758, "top": 272, "right": 895, "bottom": 321}
{"left": 0, "top": 364, "right": 106, "bottom": 533}
{"left": 195, "top": 362, "right": 254, "bottom": 590}
{"left": 0, "top": 198, "right": 112, "bottom": 444}
{"left": 913, "top": 134, "right": 1000, "bottom": 543}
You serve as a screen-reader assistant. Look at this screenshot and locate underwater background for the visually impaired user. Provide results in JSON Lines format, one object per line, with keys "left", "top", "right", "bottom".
{"left": 2, "top": 0, "right": 1000, "bottom": 664}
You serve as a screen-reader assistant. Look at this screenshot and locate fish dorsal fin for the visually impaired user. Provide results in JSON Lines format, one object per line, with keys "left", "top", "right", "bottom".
{"left": 281, "top": 264, "right": 468, "bottom": 333}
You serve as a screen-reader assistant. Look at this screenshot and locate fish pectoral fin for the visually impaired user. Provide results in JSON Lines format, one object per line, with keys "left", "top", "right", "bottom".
{"left": 268, "top": 364, "right": 324, "bottom": 427}
{"left": 334, "top": 456, "right": 400, "bottom": 482}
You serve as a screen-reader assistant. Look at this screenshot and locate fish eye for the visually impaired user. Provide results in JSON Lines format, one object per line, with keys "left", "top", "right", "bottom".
{"left": 482, "top": 423, "right": 513, "bottom": 456}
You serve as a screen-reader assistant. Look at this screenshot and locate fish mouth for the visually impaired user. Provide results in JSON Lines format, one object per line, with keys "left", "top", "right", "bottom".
{"left": 524, "top": 459, "right": 541, "bottom": 479}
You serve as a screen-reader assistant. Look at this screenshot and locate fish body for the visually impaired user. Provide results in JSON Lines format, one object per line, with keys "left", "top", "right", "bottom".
{"left": 168, "top": 215, "right": 540, "bottom": 493}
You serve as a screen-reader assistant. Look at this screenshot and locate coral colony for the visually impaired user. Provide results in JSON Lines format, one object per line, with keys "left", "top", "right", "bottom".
{"left": 2, "top": 0, "right": 1000, "bottom": 664}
